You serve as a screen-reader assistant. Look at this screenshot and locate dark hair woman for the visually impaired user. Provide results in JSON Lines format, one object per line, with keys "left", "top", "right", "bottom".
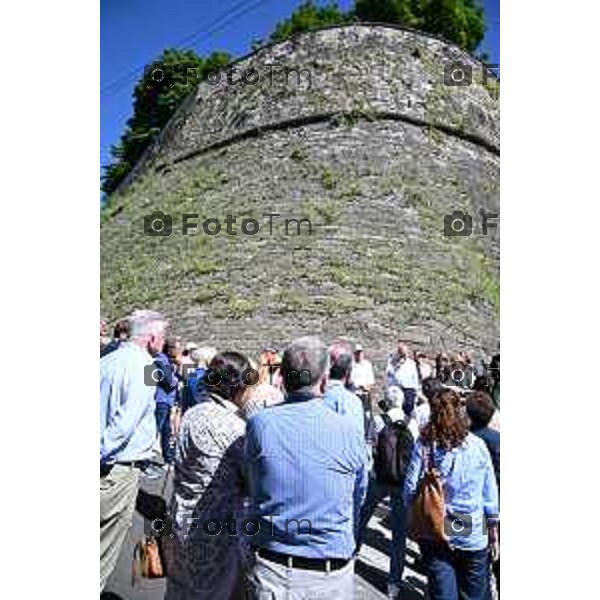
{"left": 163, "top": 351, "right": 254, "bottom": 600}
{"left": 421, "top": 377, "right": 445, "bottom": 402}
{"left": 404, "top": 390, "right": 499, "bottom": 600}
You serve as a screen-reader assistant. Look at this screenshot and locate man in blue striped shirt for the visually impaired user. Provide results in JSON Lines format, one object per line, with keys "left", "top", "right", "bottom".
{"left": 100, "top": 309, "right": 167, "bottom": 592}
{"left": 324, "top": 340, "right": 367, "bottom": 440}
{"left": 246, "top": 336, "right": 369, "bottom": 598}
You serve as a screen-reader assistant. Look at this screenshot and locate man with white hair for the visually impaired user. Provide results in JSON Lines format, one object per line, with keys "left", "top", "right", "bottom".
{"left": 191, "top": 346, "right": 217, "bottom": 369}
{"left": 100, "top": 309, "right": 168, "bottom": 591}
{"left": 385, "top": 386, "right": 419, "bottom": 440}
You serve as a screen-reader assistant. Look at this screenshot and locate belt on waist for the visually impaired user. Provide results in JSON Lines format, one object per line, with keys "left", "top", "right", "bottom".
{"left": 255, "top": 547, "right": 350, "bottom": 572}
{"left": 100, "top": 460, "right": 149, "bottom": 476}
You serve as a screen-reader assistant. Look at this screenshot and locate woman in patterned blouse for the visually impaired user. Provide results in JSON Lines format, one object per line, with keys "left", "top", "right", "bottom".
{"left": 163, "top": 351, "right": 255, "bottom": 600}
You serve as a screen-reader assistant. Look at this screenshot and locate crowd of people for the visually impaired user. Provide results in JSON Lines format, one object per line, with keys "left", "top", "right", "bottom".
{"left": 100, "top": 310, "right": 500, "bottom": 600}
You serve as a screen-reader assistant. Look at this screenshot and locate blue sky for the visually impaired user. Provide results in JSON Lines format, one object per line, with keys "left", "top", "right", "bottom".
{"left": 101, "top": 0, "right": 499, "bottom": 171}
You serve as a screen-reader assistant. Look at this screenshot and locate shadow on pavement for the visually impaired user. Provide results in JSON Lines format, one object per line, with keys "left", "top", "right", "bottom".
{"left": 405, "top": 574, "right": 428, "bottom": 597}
{"left": 355, "top": 558, "right": 387, "bottom": 594}
{"left": 361, "top": 528, "right": 426, "bottom": 578}
{"left": 355, "top": 558, "right": 425, "bottom": 600}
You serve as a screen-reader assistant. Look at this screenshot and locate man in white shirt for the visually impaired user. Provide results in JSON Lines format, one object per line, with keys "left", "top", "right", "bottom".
{"left": 352, "top": 344, "right": 375, "bottom": 391}
{"left": 386, "top": 343, "right": 419, "bottom": 414}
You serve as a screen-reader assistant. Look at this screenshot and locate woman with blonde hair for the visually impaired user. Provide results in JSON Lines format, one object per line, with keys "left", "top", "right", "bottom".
{"left": 242, "top": 349, "right": 284, "bottom": 417}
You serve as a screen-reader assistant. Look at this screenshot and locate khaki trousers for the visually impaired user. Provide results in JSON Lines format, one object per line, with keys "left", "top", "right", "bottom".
{"left": 100, "top": 464, "right": 140, "bottom": 591}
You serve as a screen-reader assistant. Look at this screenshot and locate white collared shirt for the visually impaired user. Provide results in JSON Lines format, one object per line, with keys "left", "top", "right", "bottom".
{"left": 352, "top": 359, "right": 375, "bottom": 388}
{"left": 386, "top": 356, "right": 420, "bottom": 390}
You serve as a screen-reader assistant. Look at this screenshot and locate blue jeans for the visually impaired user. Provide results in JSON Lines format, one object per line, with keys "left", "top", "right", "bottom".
{"left": 356, "top": 477, "right": 407, "bottom": 585}
{"left": 420, "top": 541, "right": 489, "bottom": 600}
{"left": 155, "top": 403, "right": 174, "bottom": 464}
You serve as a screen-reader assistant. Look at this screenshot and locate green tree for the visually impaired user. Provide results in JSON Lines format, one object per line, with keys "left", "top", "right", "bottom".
{"left": 270, "top": 1, "right": 349, "bottom": 42}
{"left": 270, "top": 1, "right": 486, "bottom": 52}
{"left": 354, "top": 0, "right": 422, "bottom": 27}
{"left": 354, "top": 0, "right": 485, "bottom": 53}
{"left": 102, "top": 48, "right": 230, "bottom": 196}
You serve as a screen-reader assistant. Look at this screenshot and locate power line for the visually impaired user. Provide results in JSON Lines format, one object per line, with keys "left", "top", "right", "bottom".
{"left": 101, "top": 0, "right": 254, "bottom": 95}
{"left": 101, "top": 0, "right": 270, "bottom": 97}
{"left": 101, "top": 0, "right": 261, "bottom": 96}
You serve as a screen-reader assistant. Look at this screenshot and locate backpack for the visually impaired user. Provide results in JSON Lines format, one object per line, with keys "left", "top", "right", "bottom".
{"left": 374, "top": 414, "right": 414, "bottom": 485}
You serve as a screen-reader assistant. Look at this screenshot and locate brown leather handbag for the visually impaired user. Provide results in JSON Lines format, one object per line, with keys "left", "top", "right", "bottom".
{"left": 132, "top": 536, "right": 165, "bottom": 581}
{"left": 408, "top": 442, "right": 449, "bottom": 544}
{"left": 131, "top": 466, "right": 171, "bottom": 585}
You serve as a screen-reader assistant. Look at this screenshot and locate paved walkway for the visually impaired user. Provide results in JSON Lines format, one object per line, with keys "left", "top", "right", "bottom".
{"left": 103, "top": 470, "right": 427, "bottom": 600}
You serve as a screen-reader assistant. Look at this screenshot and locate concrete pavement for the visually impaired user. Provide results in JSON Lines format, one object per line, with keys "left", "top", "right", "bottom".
{"left": 102, "top": 469, "right": 427, "bottom": 600}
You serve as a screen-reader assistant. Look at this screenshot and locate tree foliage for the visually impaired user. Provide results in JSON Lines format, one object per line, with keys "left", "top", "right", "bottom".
{"left": 102, "top": 48, "right": 230, "bottom": 196}
{"left": 270, "top": 1, "right": 350, "bottom": 42}
{"left": 271, "top": 1, "right": 486, "bottom": 52}
{"left": 354, "top": 0, "right": 485, "bottom": 52}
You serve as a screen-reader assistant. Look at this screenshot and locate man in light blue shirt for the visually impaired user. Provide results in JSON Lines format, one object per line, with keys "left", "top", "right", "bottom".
{"left": 246, "top": 336, "right": 369, "bottom": 598}
{"left": 100, "top": 309, "right": 167, "bottom": 592}
{"left": 100, "top": 344, "right": 156, "bottom": 464}
{"left": 324, "top": 340, "right": 367, "bottom": 440}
